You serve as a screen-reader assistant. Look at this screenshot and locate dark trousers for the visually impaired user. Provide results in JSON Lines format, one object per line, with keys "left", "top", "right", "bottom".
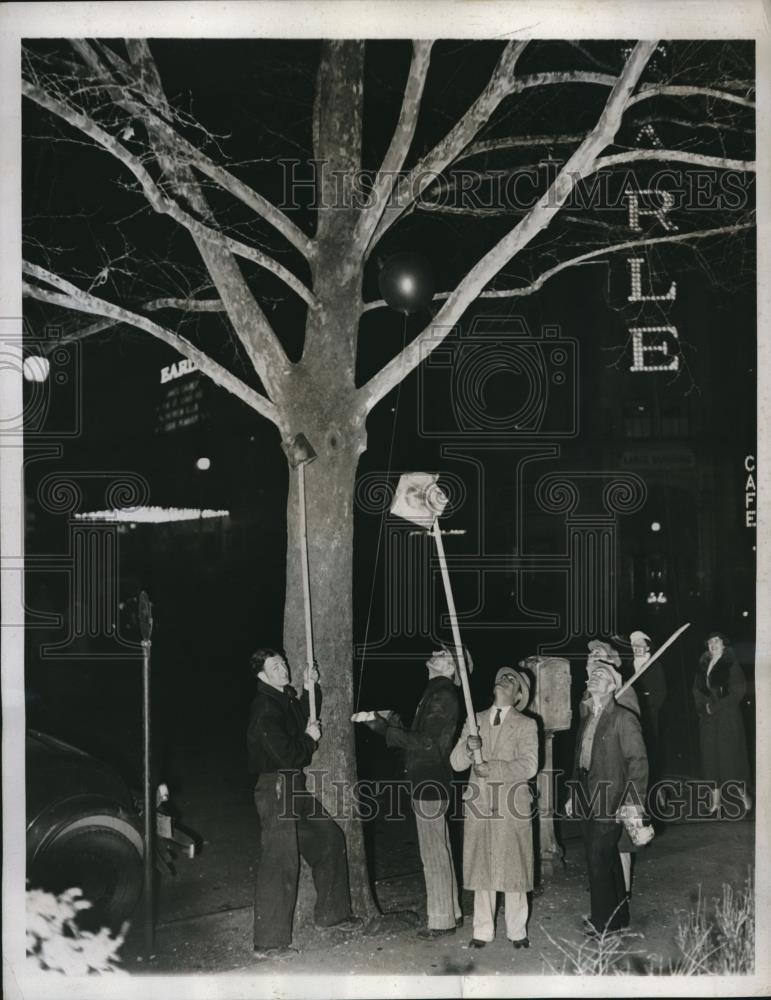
{"left": 252, "top": 773, "right": 352, "bottom": 948}
{"left": 577, "top": 770, "right": 628, "bottom": 932}
{"left": 580, "top": 818, "right": 628, "bottom": 932}
{"left": 641, "top": 700, "right": 663, "bottom": 787}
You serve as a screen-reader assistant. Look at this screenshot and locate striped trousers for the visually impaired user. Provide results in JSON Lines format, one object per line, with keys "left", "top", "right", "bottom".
{"left": 413, "top": 799, "right": 462, "bottom": 930}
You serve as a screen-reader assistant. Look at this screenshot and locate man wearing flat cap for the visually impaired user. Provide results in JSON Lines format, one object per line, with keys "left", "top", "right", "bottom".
{"left": 566, "top": 641, "right": 648, "bottom": 935}
{"left": 450, "top": 667, "right": 538, "bottom": 950}
{"left": 366, "top": 644, "right": 465, "bottom": 938}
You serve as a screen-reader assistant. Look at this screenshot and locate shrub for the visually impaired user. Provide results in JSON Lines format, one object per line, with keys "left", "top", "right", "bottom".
{"left": 26, "top": 886, "right": 128, "bottom": 976}
{"left": 671, "top": 873, "right": 754, "bottom": 975}
{"left": 540, "top": 872, "right": 755, "bottom": 976}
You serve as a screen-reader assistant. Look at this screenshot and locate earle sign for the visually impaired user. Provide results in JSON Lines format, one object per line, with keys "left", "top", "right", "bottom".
{"left": 160, "top": 358, "right": 199, "bottom": 384}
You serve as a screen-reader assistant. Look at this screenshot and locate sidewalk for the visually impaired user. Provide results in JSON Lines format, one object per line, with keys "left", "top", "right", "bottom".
{"left": 123, "top": 817, "right": 754, "bottom": 976}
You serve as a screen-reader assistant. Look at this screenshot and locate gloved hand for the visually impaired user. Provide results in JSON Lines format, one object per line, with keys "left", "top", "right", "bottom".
{"left": 305, "top": 720, "right": 322, "bottom": 743}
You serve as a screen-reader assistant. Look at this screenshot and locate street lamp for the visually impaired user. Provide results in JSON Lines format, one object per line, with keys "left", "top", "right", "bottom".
{"left": 23, "top": 355, "right": 50, "bottom": 382}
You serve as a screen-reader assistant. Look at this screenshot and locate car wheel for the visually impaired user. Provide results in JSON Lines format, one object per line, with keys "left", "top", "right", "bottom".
{"left": 30, "top": 818, "right": 143, "bottom": 929}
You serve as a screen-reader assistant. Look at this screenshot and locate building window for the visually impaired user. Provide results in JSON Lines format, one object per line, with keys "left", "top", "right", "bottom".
{"left": 622, "top": 401, "right": 652, "bottom": 439}
{"left": 660, "top": 398, "right": 689, "bottom": 438}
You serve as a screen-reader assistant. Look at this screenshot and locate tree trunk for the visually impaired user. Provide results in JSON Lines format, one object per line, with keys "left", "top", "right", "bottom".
{"left": 280, "top": 40, "right": 382, "bottom": 926}
{"left": 283, "top": 424, "right": 379, "bottom": 921}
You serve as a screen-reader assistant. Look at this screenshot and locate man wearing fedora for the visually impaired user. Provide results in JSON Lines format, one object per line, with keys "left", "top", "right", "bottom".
{"left": 366, "top": 645, "right": 465, "bottom": 938}
{"left": 450, "top": 668, "right": 538, "bottom": 950}
{"left": 566, "top": 641, "right": 648, "bottom": 936}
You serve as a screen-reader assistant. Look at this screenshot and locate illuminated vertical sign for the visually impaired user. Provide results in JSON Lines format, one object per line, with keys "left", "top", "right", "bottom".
{"left": 623, "top": 190, "right": 681, "bottom": 373}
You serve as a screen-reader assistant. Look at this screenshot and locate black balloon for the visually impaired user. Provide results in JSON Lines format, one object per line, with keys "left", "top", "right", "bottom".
{"left": 378, "top": 252, "right": 434, "bottom": 314}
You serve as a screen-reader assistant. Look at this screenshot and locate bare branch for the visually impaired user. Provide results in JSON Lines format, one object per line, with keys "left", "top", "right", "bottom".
{"left": 22, "top": 78, "right": 316, "bottom": 309}
{"left": 122, "top": 39, "right": 293, "bottom": 404}
{"left": 368, "top": 41, "right": 530, "bottom": 248}
{"left": 362, "top": 222, "right": 753, "bottom": 311}
{"left": 358, "top": 41, "right": 660, "bottom": 414}
{"left": 356, "top": 41, "right": 433, "bottom": 249}
{"left": 457, "top": 133, "right": 586, "bottom": 160}
{"left": 631, "top": 84, "right": 755, "bottom": 109}
{"left": 367, "top": 73, "right": 753, "bottom": 249}
{"left": 23, "top": 263, "right": 282, "bottom": 428}
{"left": 145, "top": 296, "right": 226, "bottom": 312}
{"left": 33, "top": 297, "right": 227, "bottom": 352}
{"left": 589, "top": 149, "right": 756, "bottom": 174}
{"left": 70, "top": 39, "right": 315, "bottom": 259}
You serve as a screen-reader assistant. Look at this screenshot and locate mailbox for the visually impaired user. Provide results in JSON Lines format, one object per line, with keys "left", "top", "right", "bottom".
{"left": 523, "top": 655, "right": 572, "bottom": 733}
{"left": 520, "top": 654, "right": 572, "bottom": 879}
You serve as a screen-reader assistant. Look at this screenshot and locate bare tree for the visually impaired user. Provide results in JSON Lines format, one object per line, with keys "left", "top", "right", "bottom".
{"left": 21, "top": 38, "right": 755, "bottom": 917}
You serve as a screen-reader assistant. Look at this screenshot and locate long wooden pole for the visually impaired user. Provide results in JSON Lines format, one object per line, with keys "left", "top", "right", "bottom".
{"left": 298, "top": 461, "right": 317, "bottom": 722}
{"left": 432, "top": 520, "right": 483, "bottom": 765}
{"left": 615, "top": 621, "right": 691, "bottom": 699}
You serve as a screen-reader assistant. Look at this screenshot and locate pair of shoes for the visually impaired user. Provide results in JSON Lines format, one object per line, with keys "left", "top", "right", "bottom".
{"left": 511, "top": 937, "right": 529, "bottom": 950}
{"left": 252, "top": 945, "right": 298, "bottom": 961}
{"left": 416, "top": 926, "right": 456, "bottom": 940}
{"left": 326, "top": 915, "right": 363, "bottom": 931}
{"left": 468, "top": 938, "right": 486, "bottom": 949}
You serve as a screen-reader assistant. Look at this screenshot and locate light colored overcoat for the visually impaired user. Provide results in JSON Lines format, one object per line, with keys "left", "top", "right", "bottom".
{"left": 450, "top": 706, "right": 538, "bottom": 892}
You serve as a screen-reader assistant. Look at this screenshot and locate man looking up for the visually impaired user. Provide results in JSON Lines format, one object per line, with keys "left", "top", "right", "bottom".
{"left": 247, "top": 649, "right": 358, "bottom": 959}
{"left": 450, "top": 667, "right": 538, "bottom": 951}
{"left": 366, "top": 645, "right": 464, "bottom": 938}
{"left": 566, "top": 644, "right": 648, "bottom": 936}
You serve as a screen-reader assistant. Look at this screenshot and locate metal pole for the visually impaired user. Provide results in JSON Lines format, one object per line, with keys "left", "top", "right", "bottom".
{"left": 142, "top": 636, "right": 154, "bottom": 957}
{"left": 431, "top": 520, "right": 483, "bottom": 765}
{"left": 298, "top": 461, "right": 317, "bottom": 722}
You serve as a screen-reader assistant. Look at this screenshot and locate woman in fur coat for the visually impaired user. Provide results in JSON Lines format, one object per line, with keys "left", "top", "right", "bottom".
{"left": 692, "top": 632, "right": 752, "bottom": 814}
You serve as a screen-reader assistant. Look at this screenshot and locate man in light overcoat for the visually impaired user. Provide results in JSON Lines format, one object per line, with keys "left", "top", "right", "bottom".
{"left": 450, "top": 667, "right": 538, "bottom": 950}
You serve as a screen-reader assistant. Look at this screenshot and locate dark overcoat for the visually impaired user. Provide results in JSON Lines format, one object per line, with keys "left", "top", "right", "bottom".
{"left": 571, "top": 697, "right": 649, "bottom": 820}
{"left": 693, "top": 649, "right": 750, "bottom": 787}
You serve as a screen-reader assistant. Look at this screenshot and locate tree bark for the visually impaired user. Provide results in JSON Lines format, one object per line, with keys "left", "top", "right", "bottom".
{"left": 283, "top": 430, "right": 377, "bottom": 921}
{"left": 282, "top": 40, "right": 379, "bottom": 923}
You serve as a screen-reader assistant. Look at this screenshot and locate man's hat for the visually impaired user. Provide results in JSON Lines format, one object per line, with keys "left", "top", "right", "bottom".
{"left": 439, "top": 641, "right": 473, "bottom": 680}
{"left": 629, "top": 630, "right": 651, "bottom": 646}
{"left": 494, "top": 667, "right": 531, "bottom": 710}
{"left": 587, "top": 639, "right": 622, "bottom": 667}
{"left": 587, "top": 640, "right": 622, "bottom": 689}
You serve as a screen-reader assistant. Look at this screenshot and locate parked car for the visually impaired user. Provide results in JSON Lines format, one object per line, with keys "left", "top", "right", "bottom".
{"left": 26, "top": 730, "right": 144, "bottom": 929}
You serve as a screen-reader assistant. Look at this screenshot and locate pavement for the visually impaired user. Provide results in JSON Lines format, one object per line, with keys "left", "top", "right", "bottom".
{"left": 120, "top": 755, "right": 755, "bottom": 977}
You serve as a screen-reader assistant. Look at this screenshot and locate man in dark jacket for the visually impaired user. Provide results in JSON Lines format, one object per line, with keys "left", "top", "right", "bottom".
{"left": 247, "top": 648, "right": 357, "bottom": 959}
{"left": 566, "top": 646, "right": 648, "bottom": 935}
{"left": 367, "top": 645, "right": 464, "bottom": 938}
{"left": 629, "top": 629, "right": 667, "bottom": 789}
